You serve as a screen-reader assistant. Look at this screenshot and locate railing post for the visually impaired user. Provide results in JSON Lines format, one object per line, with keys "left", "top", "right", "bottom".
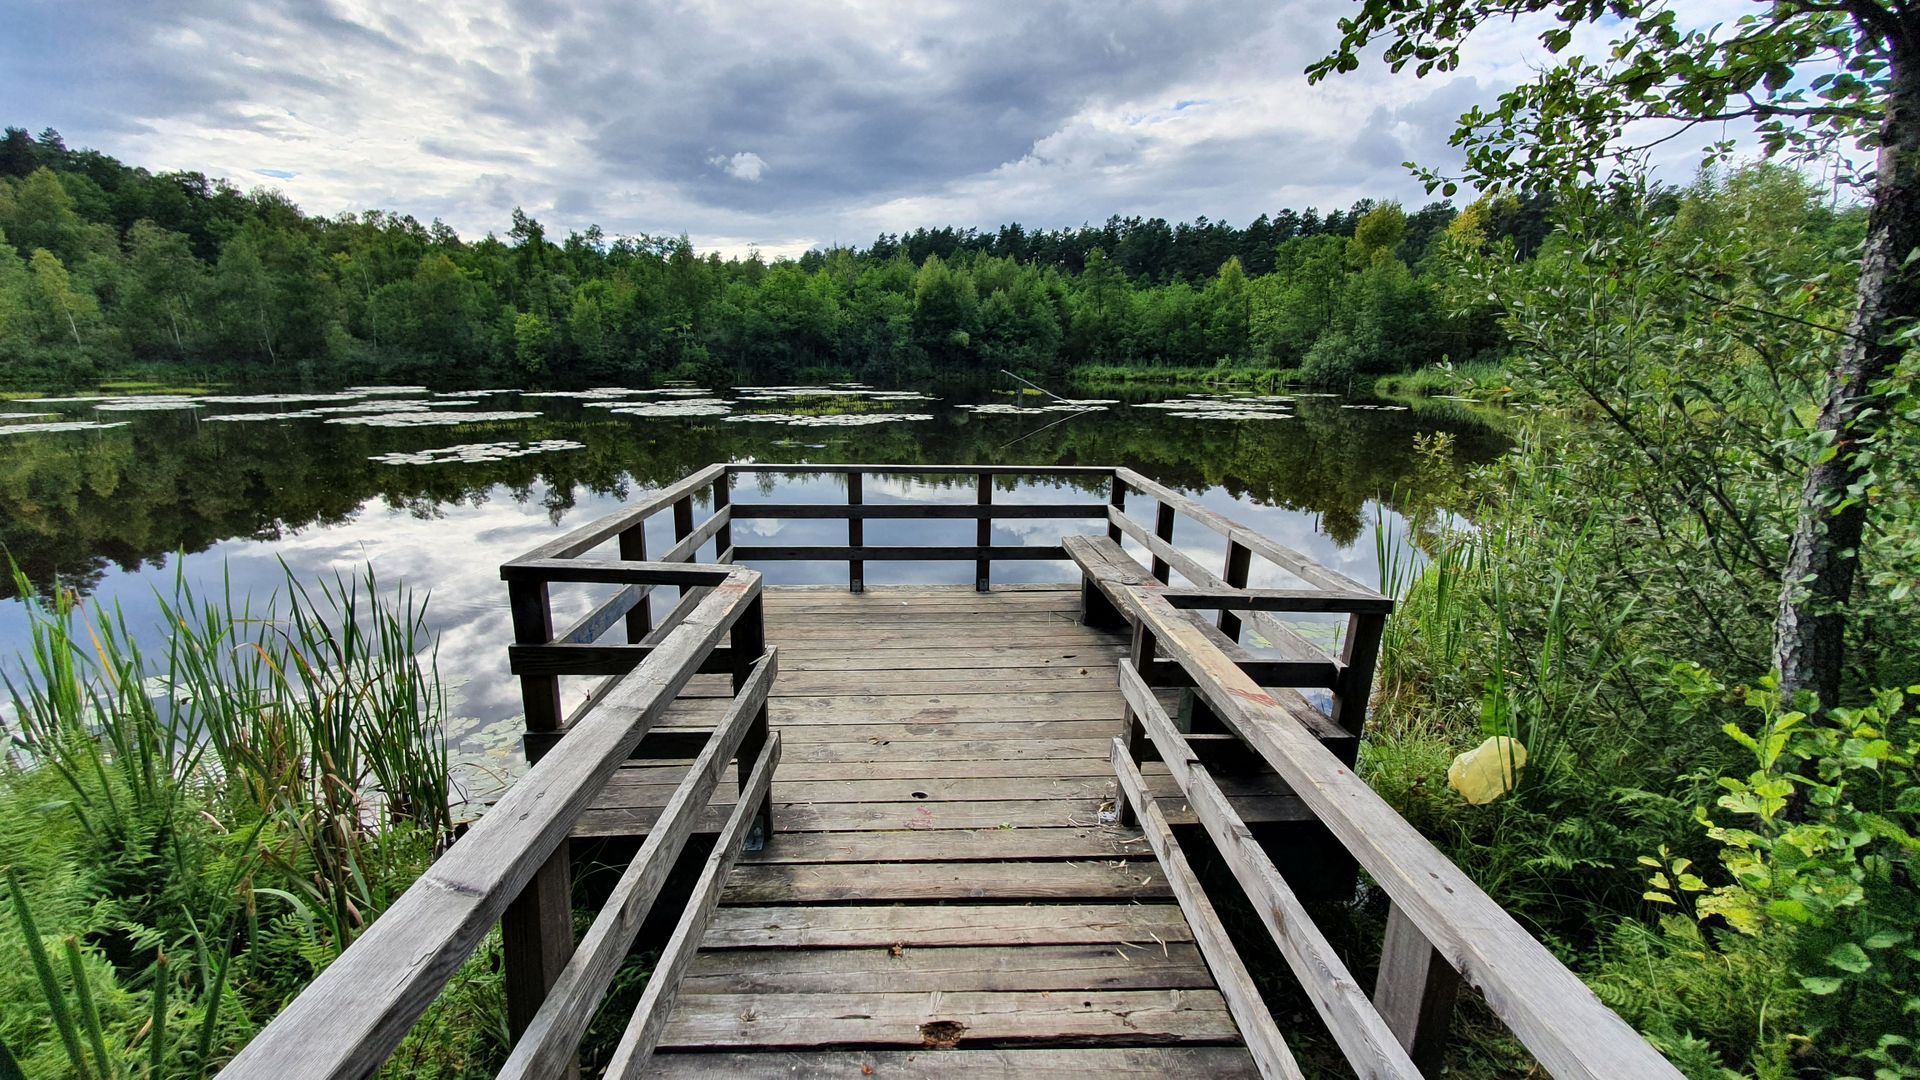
{"left": 1107, "top": 471, "right": 1126, "bottom": 543}
{"left": 975, "top": 473, "right": 992, "bottom": 592}
{"left": 731, "top": 594, "right": 773, "bottom": 848}
{"left": 1374, "top": 901, "right": 1461, "bottom": 1074}
{"left": 1218, "top": 540, "right": 1251, "bottom": 640}
{"left": 673, "top": 492, "right": 696, "bottom": 610}
{"left": 616, "top": 527, "right": 653, "bottom": 642}
{"left": 847, "top": 472, "right": 864, "bottom": 593}
{"left": 1151, "top": 501, "right": 1176, "bottom": 584}
{"left": 711, "top": 470, "right": 733, "bottom": 561}
{"left": 503, "top": 578, "right": 575, "bottom": 1058}
{"left": 1332, "top": 611, "right": 1386, "bottom": 735}
{"left": 1116, "top": 616, "right": 1157, "bottom": 828}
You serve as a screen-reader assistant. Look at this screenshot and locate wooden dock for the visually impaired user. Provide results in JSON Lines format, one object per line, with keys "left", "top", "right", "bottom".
{"left": 596, "top": 585, "right": 1267, "bottom": 1073}
{"left": 226, "top": 464, "right": 1680, "bottom": 1080}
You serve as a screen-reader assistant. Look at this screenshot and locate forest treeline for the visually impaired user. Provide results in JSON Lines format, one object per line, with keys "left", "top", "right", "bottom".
{"left": 0, "top": 126, "right": 1552, "bottom": 387}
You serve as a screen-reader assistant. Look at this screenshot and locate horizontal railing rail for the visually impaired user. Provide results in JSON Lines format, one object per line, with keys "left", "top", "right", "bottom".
{"left": 1112, "top": 583, "right": 1679, "bottom": 1079}
{"left": 719, "top": 463, "right": 1119, "bottom": 591}
{"left": 226, "top": 563, "right": 772, "bottom": 1079}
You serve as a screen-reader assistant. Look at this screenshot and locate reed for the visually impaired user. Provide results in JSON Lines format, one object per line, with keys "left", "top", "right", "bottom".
{"left": 1, "top": 559, "right": 451, "bottom": 1075}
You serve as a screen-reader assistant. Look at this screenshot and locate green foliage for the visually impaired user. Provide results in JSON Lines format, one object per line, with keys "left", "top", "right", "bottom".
{"left": 1592, "top": 674, "right": 1920, "bottom": 1077}
{"left": 0, "top": 561, "right": 463, "bottom": 1076}
{"left": 0, "top": 127, "right": 1536, "bottom": 388}
{"left": 1361, "top": 165, "right": 1917, "bottom": 1071}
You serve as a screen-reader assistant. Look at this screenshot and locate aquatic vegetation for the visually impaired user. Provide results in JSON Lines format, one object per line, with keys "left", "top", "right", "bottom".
{"left": 955, "top": 402, "right": 1109, "bottom": 415}
{"left": 601, "top": 400, "right": 733, "bottom": 417}
{"left": 1135, "top": 396, "right": 1296, "bottom": 420}
{"left": 0, "top": 420, "right": 132, "bottom": 434}
{"left": 723, "top": 411, "right": 934, "bottom": 426}
{"left": 324, "top": 410, "right": 541, "bottom": 427}
{"left": 370, "top": 439, "right": 585, "bottom": 465}
{"left": 93, "top": 399, "right": 203, "bottom": 412}
{"left": 198, "top": 392, "right": 365, "bottom": 405}
{"left": 204, "top": 410, "right": 328, "bottom": 422}
{"left": 1341, "top": 403, "right": 1410, "bottom": 412}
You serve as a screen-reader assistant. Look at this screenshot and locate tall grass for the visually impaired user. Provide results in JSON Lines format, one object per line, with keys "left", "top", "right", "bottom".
{"left": 0, "top": 561, "right": 455, "bottom": 1076}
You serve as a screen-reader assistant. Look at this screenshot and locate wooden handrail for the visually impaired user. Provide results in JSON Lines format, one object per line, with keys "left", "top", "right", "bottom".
{"left": 1119, "top": 661, "right": 1419, "bottom": 1078}
{"left": 499, "top": 652, "right": 778, "bottom": 1078}
{"left": 515, "top": 463, "right": 726, "bottom": 563}
{"left": 225, "top": 569, "right": 766, "bottom": 1080}
{"left": 1114, "top": 467, "right": 1378, "bottom": 596}
{"left": 1109, "top": 739, "right": 1304, "bottom": 1080}
{"left": 1116, "top": 584, "right": 1679, "bottom": 1079}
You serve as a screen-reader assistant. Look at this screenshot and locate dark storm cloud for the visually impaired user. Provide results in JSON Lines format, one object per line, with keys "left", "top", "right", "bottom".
{"left": 1, "top": 0, "right": 1512, "bottom": 249}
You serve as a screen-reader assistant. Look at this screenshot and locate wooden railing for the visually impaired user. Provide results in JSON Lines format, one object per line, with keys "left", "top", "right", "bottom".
{"left": 1108, "top": 581, "right": 1680, "bottom": 1079}
{"left": 724, "top": 463, "right": 1113, "bottom": 591}
{"left": 226, "top": 550, "right": 775, "bottom": 1080}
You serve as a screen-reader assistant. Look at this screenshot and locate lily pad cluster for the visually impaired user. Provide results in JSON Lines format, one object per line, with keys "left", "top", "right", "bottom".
{"left": 1135, "top": 394, "right": 1296, "bottom": 421}
{"left": 724, "top": 412, "right": 935, "bottom": 427}
{"left": 369, "top": 439, "right": 586, "bottom": 466}
{"left": 955, "top": 399, "right": 1114, "bottom": 415}
{"left": 326, "top": 410, "right": 542, "bottom": 428}
{"left": 0, "top": 420, "right": 131, "bottom": 435}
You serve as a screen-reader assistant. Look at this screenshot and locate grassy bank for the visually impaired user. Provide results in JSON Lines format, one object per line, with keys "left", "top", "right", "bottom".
{"left": 1371, "top": 360, "right": 1512, "bottom": 401}
{"left": 0, "top": 566, "right": 505, "bottom": 1077}
{"left": 1355, "top": 167, "right": 1920, "bottom": 1077}
{"left": 1070, "top": 363, "right": 1304, "bottom": 388}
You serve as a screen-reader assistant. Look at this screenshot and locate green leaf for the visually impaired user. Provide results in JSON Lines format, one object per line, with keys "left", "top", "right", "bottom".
{"left": 1800, "top": 975, "right": 1845, "bottom": 995}
{"left": 1827, "top": 942, "right": 1872, "bottom": 973}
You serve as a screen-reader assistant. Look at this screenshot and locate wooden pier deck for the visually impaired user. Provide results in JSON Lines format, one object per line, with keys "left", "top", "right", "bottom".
{"left": 596, "top": 584, "right": 1263, "bottom": 1073}
{"left": 228, "top": 464, "right": 1680, "bottom": 1080}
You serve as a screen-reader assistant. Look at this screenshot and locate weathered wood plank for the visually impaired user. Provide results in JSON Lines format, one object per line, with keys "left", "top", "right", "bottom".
{"left": 733, "top": 544, "right": 1069, "bottom": 562}
{"left": 1373, "top": 901, "right": 1463, "bottom": 1075}
{"left": 726, "top": 463, "right": 1116, "bottom": 476}
{"left": 641, "top": 1047, "right": 1260, "bottom": 1079}
{"left": 722, "top": 860, "right": 1169, "bottom": 903}
{"left": 500, "top": 653, "right": 778, "bottom": 1079}
{"left": 1115, "top": 468, "right": 1371, "bottom": 594}
{"left": 737, "top": 826, "right": 1146, "bottom": 864}
{"left": 1121, "top": 662, "right": 1419, "bottom": 1079}
{"left": 512, "top": 464, "right": 725, "bottom": 563}
{"left": 659, "top": 696, "right": 1125, "bottom": 725}
{"left": 682, "top": 944, "right": 1213, "bottom": 994}
{"left": 1110, "top": 740, "right": 1303, "bottom": 1080}
{"left": 657, "top": 989, "right": 1241, "bottom": 1050}
{"left": 603, "top": 732, "right": 782, "bottom": 1079}
{"left": 1125, "top": 587, "right": 1680, "bottom": 1079}
{"left": 598, "top": 768, "right": 1288, "bottom": 808}
{"left": 731, "top": 502, "right": 1108, "bottom": 520}
{"left": 575, "top": 793, "right": 1307, "bottom": 839}
{"left": 700, "top": 904, "right": 1196, "bottom": 950}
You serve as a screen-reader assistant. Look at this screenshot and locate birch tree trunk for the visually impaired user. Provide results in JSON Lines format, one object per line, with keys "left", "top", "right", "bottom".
{"left": 1774, "top": 36, "right": 1920, "bottom": 706}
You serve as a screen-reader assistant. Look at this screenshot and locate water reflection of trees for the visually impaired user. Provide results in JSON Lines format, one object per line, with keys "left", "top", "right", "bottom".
{"left": 0, "top": 393, "right": 1507, "bottom": 597}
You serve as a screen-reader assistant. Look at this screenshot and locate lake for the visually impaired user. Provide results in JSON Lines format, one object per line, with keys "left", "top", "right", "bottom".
{"left": 0, "top": 379, "right": 1506, "bottom": 792}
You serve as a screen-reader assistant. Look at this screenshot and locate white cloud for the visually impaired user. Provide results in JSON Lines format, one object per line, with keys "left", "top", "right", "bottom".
{"left": 711, "top": 151, "right": 768, "bottom": 182}
{"left": 0, "top": 0, "right": 1827, "bottom": 257}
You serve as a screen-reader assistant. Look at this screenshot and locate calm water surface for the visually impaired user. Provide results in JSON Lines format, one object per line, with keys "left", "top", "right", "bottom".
{"left": 0, "top": 380, "right": 1506, "bottom": 787}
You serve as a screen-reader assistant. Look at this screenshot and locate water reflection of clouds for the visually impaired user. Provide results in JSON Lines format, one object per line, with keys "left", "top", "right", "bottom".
{"left": 1, "top": 466, "right": 1427, "bottom": 773}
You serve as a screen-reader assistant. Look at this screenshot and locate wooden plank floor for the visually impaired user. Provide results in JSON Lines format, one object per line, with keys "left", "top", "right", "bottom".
{"left": 585, "top": 585, "right": 1268, "bottom": 1075}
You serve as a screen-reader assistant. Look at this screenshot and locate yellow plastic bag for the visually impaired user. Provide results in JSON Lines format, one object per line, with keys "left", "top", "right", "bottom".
{"left": 1447, "top": 736, "right": 1528, "bottom": 804}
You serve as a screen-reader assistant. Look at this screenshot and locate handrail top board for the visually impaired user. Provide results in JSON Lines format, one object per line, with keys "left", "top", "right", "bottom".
{"left": 1116, "top": 583, "right": 1679, "bottom": 1079}
{"left": 1113, "top": 467, "right": 1378, "bottom": 597}
{"left": 500, "top": 559, "right": 739, "bottom": 585}
{"left": 515, "top": 462, "right": 726, "bottom": 563}
{"left": 724, "top": 462, "right": 1118, "bottom": 475}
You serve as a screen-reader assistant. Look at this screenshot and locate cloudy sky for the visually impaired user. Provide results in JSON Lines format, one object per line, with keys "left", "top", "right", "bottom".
{"left": 4, "top": 0, "right": 1754, "bottom": 257}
